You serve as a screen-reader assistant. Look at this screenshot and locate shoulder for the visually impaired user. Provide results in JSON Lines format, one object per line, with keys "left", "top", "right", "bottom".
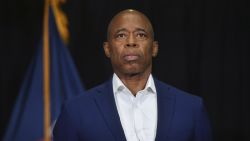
{"left": 155, "top": 79, "right": 207, "bottom": 120}
{"left": 154, "top": 79, "right": 203, "bottom": 106}
{"left": 62, "top": 80, "right": 110, "bottom": 110}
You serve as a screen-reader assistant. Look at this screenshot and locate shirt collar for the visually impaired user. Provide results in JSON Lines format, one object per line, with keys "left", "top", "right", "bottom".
{"left": 112, "top": 73, "right": 156, "bottom": 95}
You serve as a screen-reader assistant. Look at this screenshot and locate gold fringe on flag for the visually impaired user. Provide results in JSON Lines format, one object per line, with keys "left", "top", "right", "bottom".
{"left": 51, "top": 0, "right": 69, "bottom": 44}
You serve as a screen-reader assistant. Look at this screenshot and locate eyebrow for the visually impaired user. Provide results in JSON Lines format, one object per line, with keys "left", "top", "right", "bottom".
{"left": 134, "top": 28, "right": 147, "bottom": 33}
{"left": 114, "top": 28, "right": 127, "bottom": 34}
{"left": 114, "top": 28, "right": 148, "bottom": 34}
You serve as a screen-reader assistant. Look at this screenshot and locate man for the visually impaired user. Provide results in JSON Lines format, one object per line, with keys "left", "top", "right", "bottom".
{"left": 53, "top": 9, "right": 212, "bottom": 141}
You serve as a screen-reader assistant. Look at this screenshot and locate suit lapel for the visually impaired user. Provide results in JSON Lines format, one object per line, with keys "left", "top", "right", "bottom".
{"left": 155, "top": 79, "right": 176, "bottom": 141}
{"left": 92, "top": 78, "right": 175, "bottom": 141}
{"left": 93, "top": 80, "right": 126, "bottom": 141}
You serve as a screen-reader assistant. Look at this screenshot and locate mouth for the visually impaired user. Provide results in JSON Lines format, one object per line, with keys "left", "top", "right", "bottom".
{"left": 123, "top": 54, "right": 140, "bottom": 61}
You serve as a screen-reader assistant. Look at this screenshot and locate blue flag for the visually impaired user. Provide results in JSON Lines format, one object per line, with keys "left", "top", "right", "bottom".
{"left": 3, "top": 6, "right": 84, "bottom": 141}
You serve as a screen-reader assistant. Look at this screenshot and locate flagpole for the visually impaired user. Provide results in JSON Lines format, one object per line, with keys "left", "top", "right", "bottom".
{"left": 43, "top": 0, "right": 51, "bottom": 140}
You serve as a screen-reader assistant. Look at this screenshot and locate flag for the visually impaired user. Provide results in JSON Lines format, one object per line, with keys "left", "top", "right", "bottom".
{"left": 3, "top": 0, "right": 84, "bottom": 141}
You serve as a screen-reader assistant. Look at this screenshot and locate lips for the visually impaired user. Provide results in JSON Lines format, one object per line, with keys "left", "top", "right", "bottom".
{"left": 123, "top": 54, "right": 140, "bottom": 61}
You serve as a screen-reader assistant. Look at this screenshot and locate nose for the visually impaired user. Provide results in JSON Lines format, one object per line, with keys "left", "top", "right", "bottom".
{"left": 126, "top": 34, "right": 137, "bottom": 48}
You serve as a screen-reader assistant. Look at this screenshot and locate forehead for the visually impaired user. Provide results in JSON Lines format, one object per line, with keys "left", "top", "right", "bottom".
{"left": 109, "top": 13, "right": 151, "bottom": 32}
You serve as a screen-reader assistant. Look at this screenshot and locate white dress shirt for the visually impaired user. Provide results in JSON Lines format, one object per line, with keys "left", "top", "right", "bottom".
{"left": 112, "top": 73, "right": 158, "bottom": 141}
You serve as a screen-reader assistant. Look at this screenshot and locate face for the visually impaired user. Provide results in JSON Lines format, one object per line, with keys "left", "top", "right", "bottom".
{"left": 104, "top": 11, "right": 158, "bottom": 76}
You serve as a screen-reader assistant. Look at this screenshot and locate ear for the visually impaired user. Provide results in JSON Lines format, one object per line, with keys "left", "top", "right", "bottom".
{"left": 152, "top": 41, "right": 158, "bottom": 57}
{"left": 103, "top": 42, "right": 111, "bottom": 58}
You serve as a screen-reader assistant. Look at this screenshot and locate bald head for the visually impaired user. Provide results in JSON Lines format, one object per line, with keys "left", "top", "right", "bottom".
{"left": 103, "top": 9, "right": 159, "bottom": 79}
{"left": 107, "top": 9, "right": 154, "bottom": 40}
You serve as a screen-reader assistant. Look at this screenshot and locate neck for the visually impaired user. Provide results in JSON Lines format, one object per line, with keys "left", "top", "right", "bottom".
{"left": 115, "top": 70, "right": 151, "bottom": 96}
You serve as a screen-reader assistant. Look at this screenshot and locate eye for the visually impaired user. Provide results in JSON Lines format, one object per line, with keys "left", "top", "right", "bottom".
{"left": 115, "top": 33, "right": 127, "bottom": 39}
{"left": 136, "top": 32, "right": 147, "bottom": 39}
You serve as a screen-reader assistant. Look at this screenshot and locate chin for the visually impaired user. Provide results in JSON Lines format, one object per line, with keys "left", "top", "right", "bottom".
{"left": 117, "top": 63, "right": 147, "bottom": 76}
{"left": 123, "top": 68, "right": 141, "bottom": 76}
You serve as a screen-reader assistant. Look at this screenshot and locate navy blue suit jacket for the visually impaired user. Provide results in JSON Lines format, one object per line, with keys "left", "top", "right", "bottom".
{"left": 53, "top": 79, "right": 212, "bottom": 141}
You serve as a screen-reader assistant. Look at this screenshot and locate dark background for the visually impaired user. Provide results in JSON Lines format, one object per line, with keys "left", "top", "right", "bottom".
{"left": 1, "top": 0, "right": 249, "bottom": 140}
